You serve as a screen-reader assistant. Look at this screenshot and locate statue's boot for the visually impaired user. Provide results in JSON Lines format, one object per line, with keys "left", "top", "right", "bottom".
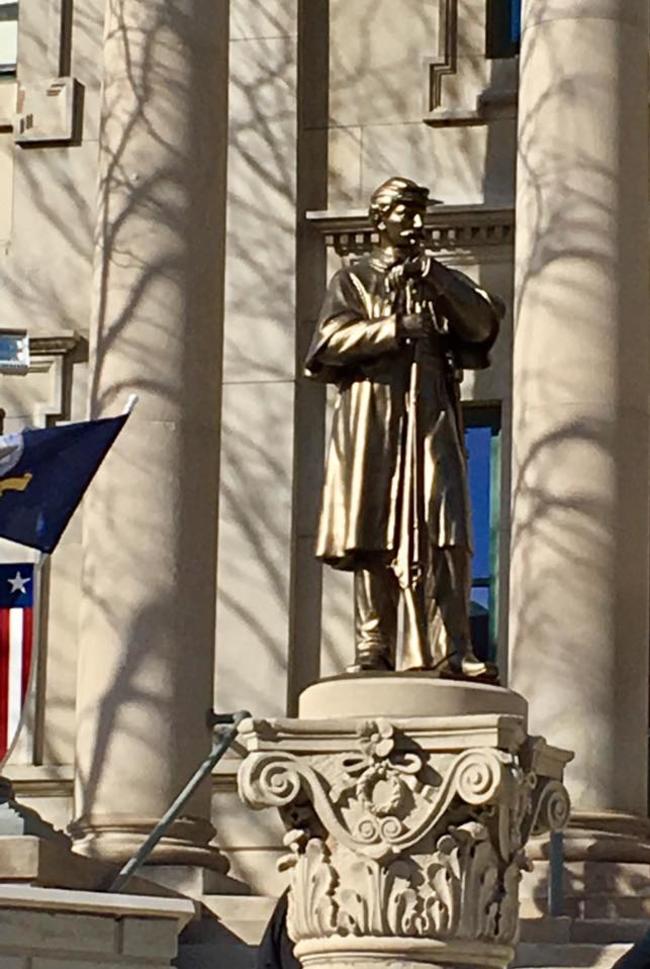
{"left": 445, "top": 649, "right": 499, "bottom": 682}
{"left": 347, "top": 647, "right": 394, "bottom": 674}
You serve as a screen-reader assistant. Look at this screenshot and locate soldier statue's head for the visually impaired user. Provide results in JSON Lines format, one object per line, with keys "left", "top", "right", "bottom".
{"left": 369, "top": 177, "right": 429, "bottom": 253}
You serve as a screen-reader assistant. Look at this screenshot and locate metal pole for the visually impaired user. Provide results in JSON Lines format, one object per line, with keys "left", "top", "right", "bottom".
{"left": 548, "top": 831, "right": 565, "bottom": 916}
{"left": 108, "top": 709, "right": 251, "bottom": 893}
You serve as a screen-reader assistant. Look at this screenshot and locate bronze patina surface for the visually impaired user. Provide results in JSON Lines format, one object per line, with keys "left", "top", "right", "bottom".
{"left": 306, "top": 177, "right": 503, "bottom": 677}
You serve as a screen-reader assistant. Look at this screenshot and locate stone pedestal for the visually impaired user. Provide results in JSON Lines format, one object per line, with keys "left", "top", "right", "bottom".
{"left": 238, "top": 677, "right": 572, "bottom": 969}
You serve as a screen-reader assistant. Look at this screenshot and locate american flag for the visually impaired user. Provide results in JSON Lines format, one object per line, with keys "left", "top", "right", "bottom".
{"left": 0, "top": 563, "right": 34, "bottom": 759}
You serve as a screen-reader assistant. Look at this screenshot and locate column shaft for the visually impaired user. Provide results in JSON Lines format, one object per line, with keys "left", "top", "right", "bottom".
{"left": 510, "top": 0, "right": 649, "bottom": 818}
{"left": 72, "top": 0, "right": 229, "bottom": 865}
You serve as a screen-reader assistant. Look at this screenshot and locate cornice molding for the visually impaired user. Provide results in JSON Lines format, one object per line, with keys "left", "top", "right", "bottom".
{"left": 30, "top": 332, "right": 80, "bottom": 357}
{"left": 306, "top": 204, "right": 514, "bottom": 261}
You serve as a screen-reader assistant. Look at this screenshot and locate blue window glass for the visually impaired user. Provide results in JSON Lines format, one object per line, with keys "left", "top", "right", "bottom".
{"left": 486, "top": 0, "right": 521, "bottom": 59}
{"left": 0, "top": 1, "right": 18, "bottom": 74}
{"left": 464, "top": 406, "right": 501, "bottom": 662}
{"left": 509, "top": 0, "right": 521, "bottom": 46}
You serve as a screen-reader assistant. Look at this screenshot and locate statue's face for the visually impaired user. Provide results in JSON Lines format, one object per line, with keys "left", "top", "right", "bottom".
{"left": 378, "top": 200, "right": 425, "bottom": 251}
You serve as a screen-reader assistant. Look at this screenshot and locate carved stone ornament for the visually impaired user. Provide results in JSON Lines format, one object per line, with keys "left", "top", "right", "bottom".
{"left": 239, "top": 714, "right": 571, "bottom": 969}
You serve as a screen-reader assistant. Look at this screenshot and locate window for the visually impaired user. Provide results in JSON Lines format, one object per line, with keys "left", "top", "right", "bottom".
{"left": 486, "top": 0, "right": 521, "bottom": 59}
{"left": 0, "top": 1, "right": 17, "bottom": 75}
{"left": 464, "top": 405, "right": 501, "bottom": 662}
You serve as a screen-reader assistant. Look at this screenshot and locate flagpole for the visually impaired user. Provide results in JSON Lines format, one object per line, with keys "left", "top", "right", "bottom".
{"left": 30, "top": 550, "right": 49, "bottom": 766}
{"left": 123, "top": 394, "right": 139, "bottom": 415}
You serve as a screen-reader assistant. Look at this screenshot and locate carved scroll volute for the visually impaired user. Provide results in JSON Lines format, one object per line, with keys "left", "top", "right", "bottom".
{"left": 238, "top": 717, "right": 571, "bottom": 965}
{"left": 239, "top": 729, "right": 513, "bottom": 863}
{"left": 238, "top": 751, "right": 304, "bottom": 812}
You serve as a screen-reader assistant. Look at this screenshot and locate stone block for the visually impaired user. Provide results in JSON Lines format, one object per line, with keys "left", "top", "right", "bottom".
{"left": 0, "top": 909, "right": 116, "bottom": 953}
{"left": 119, "top": 916, "right": 179, "bottom": 958}
{"left": 0, "top": 958, "right": 28, "bottom": 969}
{"left": 360, "top": 122, "right": 488, "bottom": 206}
{"left": 0, "top": 142, "right": 96, "bottom": 337}
{"left": 71, "top": 0, "right": 108, "bottom": 101}
{"left": 577, "top": 896, "right": 650, "bottom": 920}
{"left": 211, "top": 774, "right": 286, "bottom": 852}
{"left": 569, "top": 919, "right": 650, "bottom": 945}
{"left": 224, "top": 34, "right": 297, "bottom": 383}
{"left": 329, "top": 0, "right": 437, "bottom": 126}
{"left": 519, "top": 917, "right": 572, "bottom": 944}
{"left": 215, "top": 381, "right": 295, "bottom": 718}
{"left": 570, "top": 861, "right": 650, "bottom": 896}
{"left": 521, "top": 858, "right": 650, "bottom": 920}
{"left": 201, "top": 895, "right": 277, "bottom": 945}
{"left": 513, "top": 942, "right": 632, "bottom": 969}
{"left": 457, "top": 0, "right": 489, "bottom": 56}
{"left": 222, "top": 847, "right": 288, "bottom": 898}
{"left": 230, "top": 0, "right": 298, "bottom": 40}
{"left": 0, "top": 84, "right": 15, "bottom": 245}
{"left": 327, "top": 127, "right": 363, "bottom": 208}
{"left": 178, "top": 940, "right": 256, "bottom": 969}
{"left": 31, "top": 962, "right": 130, "bottom": 969}
{"left": 319, "top": 565, "right": 354, "bottom": 678}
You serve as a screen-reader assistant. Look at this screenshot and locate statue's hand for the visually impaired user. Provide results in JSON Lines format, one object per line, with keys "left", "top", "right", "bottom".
{"left": 398, "top": 313, "right": 431, "bottom": 341}
{"left": 388, "top": 257, "right": 425, "bottom": 290}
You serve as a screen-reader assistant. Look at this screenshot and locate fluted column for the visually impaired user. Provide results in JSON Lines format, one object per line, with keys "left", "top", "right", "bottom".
{"left": 71, "top": 0, "right": 229, "bottom": 867}
{"left": 509, "top": 0, "right": 650, "bottom": 848}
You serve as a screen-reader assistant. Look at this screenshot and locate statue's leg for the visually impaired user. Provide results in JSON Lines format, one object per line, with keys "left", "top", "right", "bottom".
{"left": 401, "top": 582, "right": 429, "bottom": 669}
{"left": 425, "top": 546, "right": 496, "bottom": 678}
{"left": 423, "top": 546, "right": 456, "bottom": 668}
{"left": 353, "top": 567, "right": 398, "bottom": 670}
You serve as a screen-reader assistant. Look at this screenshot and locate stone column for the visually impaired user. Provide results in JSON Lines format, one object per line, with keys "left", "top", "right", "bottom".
{"left": 71, "top": 0, "right": 229, "bottom": 869}
{"left": 238, "top": 678, "right": 571, "bottom": 969}
{"left": 509, "top": 0, "right": 650, "bottom": 851}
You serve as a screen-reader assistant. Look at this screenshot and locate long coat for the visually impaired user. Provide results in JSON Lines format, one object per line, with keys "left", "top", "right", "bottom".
{"left": 305, "top": 249, "right": 501, "bottom": 575}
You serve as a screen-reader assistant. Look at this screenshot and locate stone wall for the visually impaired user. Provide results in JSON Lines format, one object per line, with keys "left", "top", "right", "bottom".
{"left": 0, "top": 886, "right": 194, "bottom": 969}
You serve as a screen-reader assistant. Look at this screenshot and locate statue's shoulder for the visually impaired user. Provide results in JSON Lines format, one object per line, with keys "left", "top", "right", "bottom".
{"left": 345, "top": 252, "right": 382, "bottom": 285}
{"left": 325, "top": 254, "right": 376, "bottom": 295}
{"left": 346, "top": 252, "right": 374, "bottom": 272}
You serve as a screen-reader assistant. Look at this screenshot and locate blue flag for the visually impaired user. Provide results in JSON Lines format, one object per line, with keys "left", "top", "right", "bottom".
{"left": 0, "top": 414, "right": 129, "bottom": 554}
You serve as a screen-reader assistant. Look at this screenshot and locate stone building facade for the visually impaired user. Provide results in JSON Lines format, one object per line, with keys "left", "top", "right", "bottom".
{"left": 0, "top": 0, "right": 648, "bottom": 966}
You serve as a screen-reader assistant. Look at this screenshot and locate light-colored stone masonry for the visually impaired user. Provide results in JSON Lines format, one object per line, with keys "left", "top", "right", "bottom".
{"left": 0, "top": 886, "right": 195, "bottom": 969}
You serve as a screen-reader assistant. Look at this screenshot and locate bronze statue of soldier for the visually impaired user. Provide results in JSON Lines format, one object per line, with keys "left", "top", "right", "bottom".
{"left": 306, "top": 177, "right": 503, "bottom": 678}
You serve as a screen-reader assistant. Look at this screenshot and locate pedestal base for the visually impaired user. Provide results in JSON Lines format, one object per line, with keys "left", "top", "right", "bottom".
{"left": 239, "top": 677, "right": 572, "bottom": 969}
{"left": 299, "top": 674, "right": 528, "bottom": 721}
{"left": 295, "top": 936, "right": 514, "bottom": 969}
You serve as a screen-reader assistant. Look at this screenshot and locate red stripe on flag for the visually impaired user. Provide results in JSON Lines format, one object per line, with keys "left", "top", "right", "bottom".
{"left": 0, "top": 608, "right": 9, "bottom": 758}
{"left": 22, "top": 607, "right": 33, "bottom": 701}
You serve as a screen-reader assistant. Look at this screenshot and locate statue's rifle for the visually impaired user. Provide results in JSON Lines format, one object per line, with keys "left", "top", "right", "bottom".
{"left": 395, "top": 259, "right": 444, "bottom": 594}
{"left": 396, "top": 276, "right": 425, "bottom": 593}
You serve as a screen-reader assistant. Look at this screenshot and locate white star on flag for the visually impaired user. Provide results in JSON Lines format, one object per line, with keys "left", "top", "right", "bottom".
{"left": 8, "top": 571, "right": 31, "bottom": 595}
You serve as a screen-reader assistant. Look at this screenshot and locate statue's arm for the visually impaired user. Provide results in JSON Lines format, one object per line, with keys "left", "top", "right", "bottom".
{"left": 305, "top": 269, "right": 400, "bottom": 375}
{"left": 425, "top": 261, "right": 504, "bottom": 344}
